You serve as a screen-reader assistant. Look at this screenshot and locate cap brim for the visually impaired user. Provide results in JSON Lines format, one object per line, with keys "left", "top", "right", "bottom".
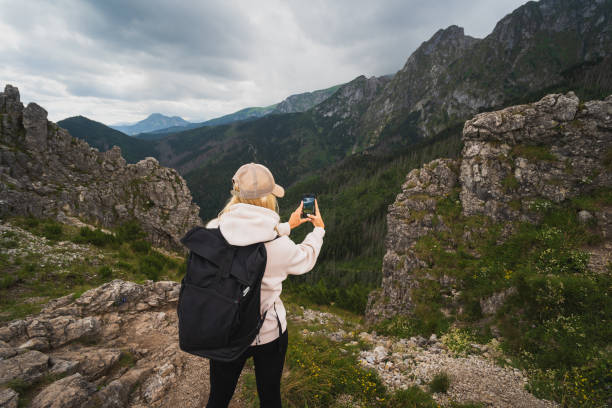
{"left": 272, "top": 184, "right": 285, "bottom": 198}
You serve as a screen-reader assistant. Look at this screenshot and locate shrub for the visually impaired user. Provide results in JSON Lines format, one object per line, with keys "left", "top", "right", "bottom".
{"left": 117, "top": 350, "right": 137, "bottom": 368}
{"left": 511, "top": 144, "right": 557, "bottom": 161}
{"left": 0, "top": 275, "right": 18, "bottom": 289}
{"left": 115, "top": 220, "right": 146, "bottom": 242}
{"left": 386, "top": 386, "right": 438, "bottom": 407}
{"left": 42, "top": 223, "right": 63, "bottom": 241}
{"left": 374, "top": 315, "right": 417, "bottom": 338}
{"left": 24, "top": 217, "right": 40, "bottom": 228}
{"left": 73, "top": 227, "right": 117, "bottom": 247}
{"left": 114, "top": 261, "right": 134, "bottom": 271}
{"left": 277, "top": 322, "right": 386, "bottom": 407}
{"left": 97, "top": 266, "right": 113, "bottom": 280}
{"left": 442, "top": 328, "right": 476, "bottom": 357}
{"left": 130, "top": 239, "right": 151, "bottom": 254}
{"left": 138, "top": 254, "right": 165, "bottom": 281}
{"left": 429, "top": 372, "right": 450, "bottom": 393}
{"left": 502, "top": 174, "right": 520, "bottom": 192}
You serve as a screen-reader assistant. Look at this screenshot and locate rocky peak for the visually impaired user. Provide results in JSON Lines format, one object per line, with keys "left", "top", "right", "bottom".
{"left": 396, "top": 25, "right": 480, "bottom": 82}
{"left": 0, "top": 84, "right": 22, "bottom": 112}
{"left": 419, "top": 25, "right": 479, "bottom": 58}
{"left": 357, "top": 25, "right": 481, "bottom": 145}
{"left": 0, "top": 85, "right": 202, "bottom": 251}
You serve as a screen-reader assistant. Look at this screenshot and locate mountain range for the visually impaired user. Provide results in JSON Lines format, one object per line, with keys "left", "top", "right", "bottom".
{"left": 61, "top": 0, "right": 612, "bottom": 223}
{"left": 104, "top": 83, "right": 346, "bottom": 140}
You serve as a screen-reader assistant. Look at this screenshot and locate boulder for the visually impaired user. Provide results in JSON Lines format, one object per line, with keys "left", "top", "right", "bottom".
{"left": 18, "top": 337, "right": 50, "bottom": 352}
{"left": 0, "top": 350, "right": 49, "bottom": 384}
{"left": 0, "top": 388, "right": 18, "bottom": 408}
{"left": 30, "top": 374, "right": 96, "bottom": 408}
{"left": 51, "top": 348, "right": 121, "bottom": 381}
{"left": 366, "top": 92, "right": 612, "bottom": 322}
{"left": 578, "top": 210, "right": 594, "bottom": 224}
{"left": 88, "top": 366, "right": 152, "bottom": 408}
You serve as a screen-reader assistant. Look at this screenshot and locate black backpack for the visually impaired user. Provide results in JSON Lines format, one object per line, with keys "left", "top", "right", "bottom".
{"left": 177, "top": 226, "right": 279, "bottom": 361}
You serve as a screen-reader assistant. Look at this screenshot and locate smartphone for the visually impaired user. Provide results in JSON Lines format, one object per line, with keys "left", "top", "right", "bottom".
{"left": 302, "top": 194, "right": 316, "bottom": 218}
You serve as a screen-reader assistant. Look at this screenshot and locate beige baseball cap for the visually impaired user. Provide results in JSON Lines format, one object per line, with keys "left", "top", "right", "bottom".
{"left": 231, "top": 162, "right": 285, "bottom": 199}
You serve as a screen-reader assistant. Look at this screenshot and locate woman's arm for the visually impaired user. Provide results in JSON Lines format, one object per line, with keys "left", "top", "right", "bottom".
{"left": 283, "top": 198, "right": 325, "bottom": 275}
{"left": 282, "top": 227, "right": 325, "bottom": 276}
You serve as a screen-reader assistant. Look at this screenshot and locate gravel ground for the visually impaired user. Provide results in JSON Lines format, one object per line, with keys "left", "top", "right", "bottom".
{"left": 0, "top": 221, "right": 99, "bottom": 268}
{"left": 294, "top": 308, "right": 558, "bottom": 408}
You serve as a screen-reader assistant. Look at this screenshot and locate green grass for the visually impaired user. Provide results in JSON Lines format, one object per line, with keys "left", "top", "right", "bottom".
{"left": 501, "top": 174, "right": 519, "bottom": 192}
{"left": 0, "top": 216, "right": 186, "bottom": 322}
{"left": 511, "top": 145, "right": 557, "bottom": 162}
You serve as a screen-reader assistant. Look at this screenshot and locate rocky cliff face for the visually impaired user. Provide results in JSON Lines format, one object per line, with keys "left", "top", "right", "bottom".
{"left": 313, "top": 75, "right": 393, "bottom": 151}
{"left": 366, "top": 158, "right": 460, "bottom": 320}
{"left": 0, "top": 85, "right": 202, "bottom": 251}
{"left": 366, "top": 91, "right": 612, "bottom": 321}
{"left": 359, "top": 0, "right": 612, "bottom": 145}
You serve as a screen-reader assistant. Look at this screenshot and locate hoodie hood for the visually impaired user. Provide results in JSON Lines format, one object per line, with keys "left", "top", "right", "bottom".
{"left": 207, "top": 203, "right": 279, "bottom": 246}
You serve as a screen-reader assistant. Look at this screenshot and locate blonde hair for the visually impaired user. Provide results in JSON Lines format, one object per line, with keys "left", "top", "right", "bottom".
{"left": 217, "top": 190, "right": 279, "bottom": 220}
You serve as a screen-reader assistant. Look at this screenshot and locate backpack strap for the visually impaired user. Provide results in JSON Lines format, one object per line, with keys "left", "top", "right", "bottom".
{"left": 264, "top": 234, "right": 280, "bottom": 244}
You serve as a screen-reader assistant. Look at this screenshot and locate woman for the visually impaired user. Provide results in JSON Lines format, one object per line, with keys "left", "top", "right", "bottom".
{"left": 205, "top": 162, "right": 325, "bottom": 408}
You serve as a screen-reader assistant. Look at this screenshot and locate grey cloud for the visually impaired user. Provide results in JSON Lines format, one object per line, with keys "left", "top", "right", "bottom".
{"left": 285, "top": 0, "right": 527, "bottom": 74}
{"left": 79, "top": 0, "right": 254, "bottom": 62}
{"left": 0, "top": 0, "right": 529, "bottom": 123}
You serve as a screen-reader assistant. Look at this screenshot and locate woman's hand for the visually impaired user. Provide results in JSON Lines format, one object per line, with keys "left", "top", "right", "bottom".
{"left": 307, "top": 199, "right": 325, "bottom": 229}
{"left": 288, "top": 201, "right": 310, "bottom": 230}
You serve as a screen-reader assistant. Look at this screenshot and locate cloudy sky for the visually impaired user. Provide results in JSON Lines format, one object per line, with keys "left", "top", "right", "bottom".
{"left": 1, "top": 0, "right": 527, "bottom": 125}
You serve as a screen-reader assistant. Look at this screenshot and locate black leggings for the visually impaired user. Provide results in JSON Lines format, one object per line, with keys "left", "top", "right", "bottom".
{"left": 206, "top": 329, "right": 288, "bottom": 408}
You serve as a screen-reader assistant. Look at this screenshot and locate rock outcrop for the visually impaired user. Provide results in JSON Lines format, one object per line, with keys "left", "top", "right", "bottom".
{"left": 0, "top": 280, "right": 235, "bottom": 408}
{"left": 366, "top": 159, "right": 460, "bottom": 320}
{"left": 366, "top": 92, "right": 612, "bottom": 321}
{"left": 0, "top": 85, "right": 202, "bottom": 251}
{"left": 460, "top": 91, "right": 612, "bottom": 221}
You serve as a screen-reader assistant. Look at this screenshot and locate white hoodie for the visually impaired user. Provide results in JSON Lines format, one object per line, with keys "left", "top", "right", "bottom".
{"left": 205, "top": 203, "right": 325, "bottom": 345}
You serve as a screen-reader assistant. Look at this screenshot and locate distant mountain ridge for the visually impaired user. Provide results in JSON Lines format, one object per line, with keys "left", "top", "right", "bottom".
{"left": 111, "top": 113, "right": 190, "bottom": 135}
{"left": 133, "top": 83, "right": 344, "bottom": 139}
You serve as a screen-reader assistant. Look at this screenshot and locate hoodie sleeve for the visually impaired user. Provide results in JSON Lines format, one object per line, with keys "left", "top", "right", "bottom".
{"left": 276, "top": 222, "right": 291, "bottom": 236}
{"left": 283, "top": 227, "right": 325, "bottom": 276}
